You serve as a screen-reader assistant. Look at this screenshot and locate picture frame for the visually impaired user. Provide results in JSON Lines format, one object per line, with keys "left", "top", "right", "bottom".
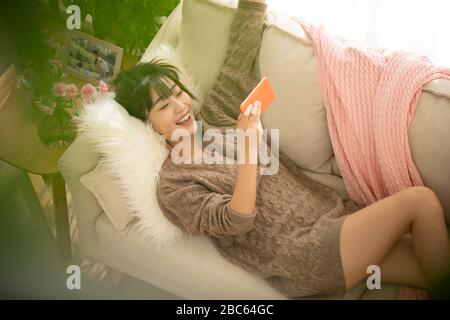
{"left": 63, "top": 30, "right": 123, "bottom": 85}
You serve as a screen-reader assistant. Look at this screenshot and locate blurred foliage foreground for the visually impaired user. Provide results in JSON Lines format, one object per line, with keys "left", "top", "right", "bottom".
{"left": 60, "top": 0, "right": 180, "bottom": 56}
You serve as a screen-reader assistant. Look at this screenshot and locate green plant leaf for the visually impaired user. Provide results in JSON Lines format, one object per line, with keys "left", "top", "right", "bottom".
{"left": 93, "top": 0, "right": 117, "bottom": 39}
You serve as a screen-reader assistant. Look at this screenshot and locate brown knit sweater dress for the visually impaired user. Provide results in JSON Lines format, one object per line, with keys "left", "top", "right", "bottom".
{"left": 156, "top": 0, "right": 363, "bottom": 298}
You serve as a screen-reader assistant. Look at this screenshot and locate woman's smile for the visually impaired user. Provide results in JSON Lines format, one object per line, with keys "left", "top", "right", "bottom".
{"left": 175, "top": 111, "right": 193, "bottom": 126}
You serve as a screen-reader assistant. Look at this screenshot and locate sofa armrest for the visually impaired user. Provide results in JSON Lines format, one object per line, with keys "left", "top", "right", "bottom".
{"left": 59, "top": 132, "right": 104, "bottom": 258}
{"left": 409, "top": 79, "right": 450, "bottom": 223}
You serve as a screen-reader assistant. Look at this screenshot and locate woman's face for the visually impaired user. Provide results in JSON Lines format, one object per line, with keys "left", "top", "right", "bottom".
{"left": 148, "top": 78, "right": 196, "bottom": 144}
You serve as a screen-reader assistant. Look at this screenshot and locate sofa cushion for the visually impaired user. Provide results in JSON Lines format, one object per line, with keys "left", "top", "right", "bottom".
{"left": 80, "top": 162, "right": 135, "bottom": 237}
{"left": 300, "top": 168, "right": 348, "bottom": 200}
{"left": 409, "top": 83, "right": 450, "bottom": 223}
{"left": 259, "top": 17, "right": 334, "bottom": 174}
{"left": 179, "top": 0, "right": 235, "bottom": 100}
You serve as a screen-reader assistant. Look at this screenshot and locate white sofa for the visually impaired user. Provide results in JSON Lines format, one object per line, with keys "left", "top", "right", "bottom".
{"left": 59, "top": 0, "right": 450, "bottom": 299}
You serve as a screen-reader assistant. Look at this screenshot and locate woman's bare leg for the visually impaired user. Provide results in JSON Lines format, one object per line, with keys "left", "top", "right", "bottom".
{"left": 340, "top": 186, "right": 450, "bottom": 290}
{"left": 379, "top": 233, "right": 429, "bottom": 289}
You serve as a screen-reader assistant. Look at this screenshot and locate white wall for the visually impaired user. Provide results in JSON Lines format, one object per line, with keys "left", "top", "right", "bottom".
{"left": 267, "top": 0, "right": 450, "bottom": 67}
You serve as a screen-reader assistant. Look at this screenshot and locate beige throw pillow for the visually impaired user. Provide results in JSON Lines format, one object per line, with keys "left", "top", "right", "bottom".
{"left": 80, "top": 162, "right": 135, "bottom": 237}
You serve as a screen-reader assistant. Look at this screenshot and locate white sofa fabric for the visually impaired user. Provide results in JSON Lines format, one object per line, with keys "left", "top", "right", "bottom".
{"left": 59, "top": 0, "right": 450, "bottom": 299}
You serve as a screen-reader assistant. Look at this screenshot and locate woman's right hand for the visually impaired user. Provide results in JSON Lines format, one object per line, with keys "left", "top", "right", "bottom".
{"left": 229, "top": 100, "right": 262, "bottom": 216}
{"left": 236, "top": 100, "right": 262, "bottom": 164}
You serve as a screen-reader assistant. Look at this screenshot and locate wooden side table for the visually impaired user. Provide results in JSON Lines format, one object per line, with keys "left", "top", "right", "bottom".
{"left": 0, "top": 65, "right": 72, "bottom": 259}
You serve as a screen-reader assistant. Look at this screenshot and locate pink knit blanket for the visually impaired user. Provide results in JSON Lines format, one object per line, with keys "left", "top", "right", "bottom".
{"left": 293, "top": 18, "right": 450, "bottom": 206}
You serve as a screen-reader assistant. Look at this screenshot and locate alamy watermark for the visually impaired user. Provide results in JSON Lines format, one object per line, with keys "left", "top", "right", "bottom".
{"left": 66, "top": 264, "right": 81, "bottom": 290}
{"left": 169, "top": 120, "right": 280, "bottom": 175}
{"left": 66, "top": 5, "right": 81, "bottom": 30}
{"left": 366, "top": 265, "right": 381, "bottom": 290}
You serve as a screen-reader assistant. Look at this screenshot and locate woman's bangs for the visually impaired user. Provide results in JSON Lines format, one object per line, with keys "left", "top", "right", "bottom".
{"left": 151, "top": 76, "right": 175, "bottom": 103}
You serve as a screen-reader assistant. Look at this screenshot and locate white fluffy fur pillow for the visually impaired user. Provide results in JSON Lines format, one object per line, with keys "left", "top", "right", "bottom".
{"left": 76, "top": 43, "right": 200, "bottom": 250}
{"left": 77, "top": 96, "right": 184, "bottom": 249}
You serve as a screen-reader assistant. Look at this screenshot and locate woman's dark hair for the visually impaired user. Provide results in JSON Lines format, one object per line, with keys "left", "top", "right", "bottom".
{"left": 114, "top": 59, "right": 196, "bottom": 122}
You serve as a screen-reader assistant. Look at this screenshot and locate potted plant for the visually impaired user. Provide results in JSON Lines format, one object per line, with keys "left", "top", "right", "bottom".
{"left": 20, "top": 37, "right": 110, "bottom": 147}
{"left": 35, "top": 80, "right": 110, "bottom": 147}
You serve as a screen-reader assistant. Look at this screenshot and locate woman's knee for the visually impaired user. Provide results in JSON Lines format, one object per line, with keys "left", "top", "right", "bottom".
{"left": 403, "top": 186, "right": 444, "bottom": 220}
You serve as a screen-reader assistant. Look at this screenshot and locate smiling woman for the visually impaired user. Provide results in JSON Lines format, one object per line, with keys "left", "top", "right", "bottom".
{"left": 148, "top": 77, "right": 196, "bottom": 142}
{"left": 114, "top": 59, "right": 197, "bottom": 123}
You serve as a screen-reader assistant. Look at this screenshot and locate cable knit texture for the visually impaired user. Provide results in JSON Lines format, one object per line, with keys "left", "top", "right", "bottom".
{"left": 293, "top": 18, "right": 450, "bottom": 206}
{"left": 156, "top": 0, "right": 362, "bottom": 298}
{"left": 198, "top": 0, "right": 266, "bottom": 132}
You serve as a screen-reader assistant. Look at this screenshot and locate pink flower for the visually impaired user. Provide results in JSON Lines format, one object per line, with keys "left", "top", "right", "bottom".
{"left": 81, "top": 83, "right": 97, "bottom": 102}
{"left": 52, "top": 82, "right": 67, "bottom": 97}
{"left": 66, "top": 84, "right": 78, "bottom": 98}
{"left": 98, "top": 80, "right": 109, "bottom": 95}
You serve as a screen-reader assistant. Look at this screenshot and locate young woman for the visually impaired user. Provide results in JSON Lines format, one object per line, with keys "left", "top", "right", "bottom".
{"left": 114, "top": 0, "right": 450, "bottom": 298}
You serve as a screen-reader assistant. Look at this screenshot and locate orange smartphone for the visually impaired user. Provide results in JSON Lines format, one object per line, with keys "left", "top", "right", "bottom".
{"left": 240, "top": 77, "right": 275, "bottom": 113}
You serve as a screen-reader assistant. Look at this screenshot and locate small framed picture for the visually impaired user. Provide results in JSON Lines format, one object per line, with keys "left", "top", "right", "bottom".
{"left": 63, "top": 30, "right": 123, "bottom": 85}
